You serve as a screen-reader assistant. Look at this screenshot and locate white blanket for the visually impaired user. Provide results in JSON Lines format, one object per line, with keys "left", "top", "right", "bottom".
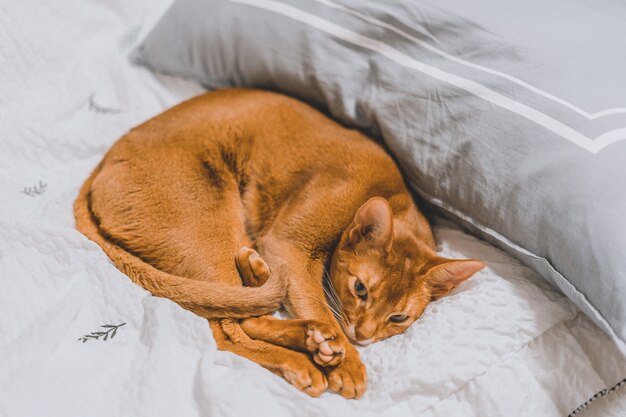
{"left": 1, "top": 0, "right": 624, "bottom": 416}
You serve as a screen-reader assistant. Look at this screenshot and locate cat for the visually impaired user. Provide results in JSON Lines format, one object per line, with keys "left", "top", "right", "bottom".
{"left": 74, "top": 89, "right": 484, "bottom": 399}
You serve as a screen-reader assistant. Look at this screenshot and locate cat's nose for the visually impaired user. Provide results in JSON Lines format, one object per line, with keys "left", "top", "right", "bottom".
{"left": 355, "top": 321, "right": 376, "bottom": 342}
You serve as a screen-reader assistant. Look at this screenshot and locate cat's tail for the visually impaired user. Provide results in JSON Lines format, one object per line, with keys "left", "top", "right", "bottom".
{"left": 73, "top": 163, "right": 287, "bottom": 319}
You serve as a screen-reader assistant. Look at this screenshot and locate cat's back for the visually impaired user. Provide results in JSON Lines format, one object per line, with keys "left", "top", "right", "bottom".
{"left": 124, "top": 88, "right": 378, "bottom": 153}
{"left": 104, "top": 88, "right": 402, "bottom": 192}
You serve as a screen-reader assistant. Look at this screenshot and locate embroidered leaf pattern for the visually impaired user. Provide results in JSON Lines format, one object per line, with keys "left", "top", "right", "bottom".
{"left": 21, "top": 181, "right": 47, "bottom": 197}
{"left": 78, "top": 323, "right": 126, "bottom": 343}
{"left": 88, "top": 94, "right": 121, "bottom": 114}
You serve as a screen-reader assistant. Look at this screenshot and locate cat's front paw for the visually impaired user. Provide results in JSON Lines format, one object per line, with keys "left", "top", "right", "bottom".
{"left": 235, "top": 247, "right": 270, "bottom": 287}
{"left": 325, "top": 347, "right": 367, "bottom": 399}
{"left": 305, "top": 322, "right": 345, "bottom": 367}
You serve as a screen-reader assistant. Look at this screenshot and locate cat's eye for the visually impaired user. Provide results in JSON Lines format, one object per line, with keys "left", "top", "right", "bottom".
{"left": 354, "top": 279, "right": 368, "bottom": 299}
{"left": 389, "top": 314, "right": 408, "bottom": 323}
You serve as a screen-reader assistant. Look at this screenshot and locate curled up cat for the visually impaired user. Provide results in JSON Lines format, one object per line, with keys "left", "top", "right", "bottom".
{"left": 74, "top": 89, "right": 484, "bottom": 399}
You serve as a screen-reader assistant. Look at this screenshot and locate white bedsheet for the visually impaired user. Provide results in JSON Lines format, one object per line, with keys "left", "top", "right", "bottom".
{"left": 0, "top": 0, "right": 624, "bottom": 416}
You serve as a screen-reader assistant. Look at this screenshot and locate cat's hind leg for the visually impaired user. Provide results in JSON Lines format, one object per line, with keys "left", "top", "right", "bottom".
{"left": 208, "top": 319, "right": 328, "bottom": 397}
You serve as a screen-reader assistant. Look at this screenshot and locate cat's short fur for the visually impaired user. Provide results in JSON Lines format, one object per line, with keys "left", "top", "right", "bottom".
{"left": 74, "top": 89, "right": 484, "bottom": 398}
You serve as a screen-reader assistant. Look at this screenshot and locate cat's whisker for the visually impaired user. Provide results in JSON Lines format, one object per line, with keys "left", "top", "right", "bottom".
{"left": 318, "top": 290, "right": 342, "bottom": 318}
{"left": 322, "top": 278, "right": 342, "bottom": 312}
{"left": 323, "top": 270, "right": 338, "bottom": 299}
{"left": 329, "top": 293, "right": 347, "bottom": 320}
{"left": 329, "top": 301, "right": 345, "bottom": 324}
{"left": 314, "top": 287, "right": 346, "bottom": 325}
{"left": 321, "top": 272, "right": 350, "bottom": 328}
{"left": 324, "top": 271, "right": 347, "bottom": 313}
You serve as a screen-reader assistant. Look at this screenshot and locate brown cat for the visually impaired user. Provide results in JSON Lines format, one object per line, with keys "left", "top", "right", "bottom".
{"left": 74, "top": 89, "right": 484, "bottom": 399}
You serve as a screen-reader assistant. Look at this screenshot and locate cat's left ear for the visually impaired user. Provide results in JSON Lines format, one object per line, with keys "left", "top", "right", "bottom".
{"left": 426, "top": 258, "right": 485, "bottom": 300}
{"left": 347, "top": 197, "right": 394, "bottom": 252}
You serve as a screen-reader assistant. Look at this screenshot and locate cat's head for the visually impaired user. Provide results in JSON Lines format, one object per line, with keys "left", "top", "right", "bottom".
{"left": 328, "top": 197, "right": 484, "bottom": 345}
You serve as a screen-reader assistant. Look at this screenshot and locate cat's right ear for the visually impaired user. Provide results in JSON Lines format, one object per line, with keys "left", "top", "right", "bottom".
{"left": 347, "top": 197, "right": 394, "bottom": 252}
{"left": 426, "top": 258, "right": 485, "bottom": 300}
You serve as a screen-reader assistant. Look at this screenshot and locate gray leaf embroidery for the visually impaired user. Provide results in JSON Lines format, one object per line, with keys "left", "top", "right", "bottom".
{"left": 21, "top": 181, "right": 47, "bottom": 197}
{"left": 78, "top": 323, "right": 126, "bottom": 343}
{"left": 88, "top": 94, "right": 121, "bottom": 115}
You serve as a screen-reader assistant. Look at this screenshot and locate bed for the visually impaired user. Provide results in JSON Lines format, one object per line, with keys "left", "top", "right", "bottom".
{"left": 1, "top": 0, "right": 625, "bottom": 416}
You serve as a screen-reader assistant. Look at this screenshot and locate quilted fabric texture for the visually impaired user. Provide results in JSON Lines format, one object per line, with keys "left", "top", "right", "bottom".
{"left": 0, "top": 0, "right": 625, "bottom": 416}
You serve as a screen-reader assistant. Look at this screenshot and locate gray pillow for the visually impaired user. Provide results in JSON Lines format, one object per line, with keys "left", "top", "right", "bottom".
{"left": 132, "top": 0, "right": 626, "bottom": 355}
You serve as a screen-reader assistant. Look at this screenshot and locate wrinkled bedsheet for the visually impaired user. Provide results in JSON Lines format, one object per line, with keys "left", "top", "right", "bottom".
{"left": 0, "top": 0, "right": 624, "bottom": 416}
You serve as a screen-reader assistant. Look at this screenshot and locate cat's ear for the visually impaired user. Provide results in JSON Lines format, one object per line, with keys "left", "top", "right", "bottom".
{"left": 426, "top": 258, "right": 485, "bottom": 300}
{"left": 348, "top": 197, "right": 393, "bottom": 252}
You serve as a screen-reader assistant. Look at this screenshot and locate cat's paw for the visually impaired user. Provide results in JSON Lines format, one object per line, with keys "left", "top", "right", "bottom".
{"left": 235, "top": 247, "right": 270, "bottom": 287}
{"left": 305, "top": 322, "right": 345, "bottom": 367}
{"left": 325, "top": 347, "right": 367, "bottom": 399}
{"left": 281, "top": 356, "right": 328, "bottom": 397}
